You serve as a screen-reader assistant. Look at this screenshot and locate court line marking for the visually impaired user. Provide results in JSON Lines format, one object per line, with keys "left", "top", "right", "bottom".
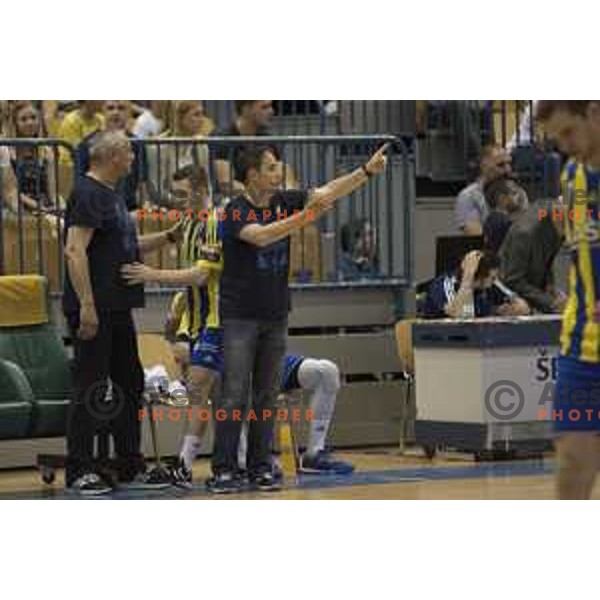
{"left": 0, "top": 460, "right": 554, "bottom": 500}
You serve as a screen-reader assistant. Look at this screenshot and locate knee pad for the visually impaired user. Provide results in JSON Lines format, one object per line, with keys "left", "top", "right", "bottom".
{"left": 317, "top": 360, "right": 340, "bottom": 394}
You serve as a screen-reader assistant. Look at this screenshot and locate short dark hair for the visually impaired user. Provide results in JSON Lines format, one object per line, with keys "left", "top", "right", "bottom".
{"left": 234, "top": 100, "right": 256, "bottom": 115}
{"left": 484, "top": 178, "right": 519, "bottom": 210}
{"left": 341, "top": 219, "right": 370, "bottom": 253}
{"left": 172, "top": 164, "right": 209, "bottom": 192}
{"left": 236, "top": 145, "right": 273, "bottom": 184}
{"left": 536, "top": 101, "right": 595, "bottom": 122}
{"left": 475, "top": 252, "right": 500, "bottom": 281}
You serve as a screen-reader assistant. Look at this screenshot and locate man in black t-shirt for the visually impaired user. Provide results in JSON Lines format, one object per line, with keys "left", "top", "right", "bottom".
{"left": 207, "top": 143, "right": 389, "bottom": 493}
{"left": 63, "top": 131, "right": 182, "bottom": 496}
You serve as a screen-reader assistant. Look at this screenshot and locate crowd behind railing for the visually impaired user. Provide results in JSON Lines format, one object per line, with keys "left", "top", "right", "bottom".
{"left": 0, "top": 100, "right": 413, "bottom": 292}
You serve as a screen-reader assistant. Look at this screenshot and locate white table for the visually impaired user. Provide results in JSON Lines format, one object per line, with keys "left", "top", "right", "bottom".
{"left": 412, "top": 315, "right": 561, "bottom": 458}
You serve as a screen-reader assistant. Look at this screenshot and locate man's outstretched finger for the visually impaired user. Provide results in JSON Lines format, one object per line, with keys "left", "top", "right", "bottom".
{"left": 374, "top": 142, "right": 392, "bottom": 157}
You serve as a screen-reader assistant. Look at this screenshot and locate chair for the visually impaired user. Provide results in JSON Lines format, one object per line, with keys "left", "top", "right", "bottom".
{"left": 0, "top": 275, "right": 71, "bottom": 480}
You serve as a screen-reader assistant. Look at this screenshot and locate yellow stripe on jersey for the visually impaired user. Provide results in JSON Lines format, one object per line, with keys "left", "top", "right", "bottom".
{"left": 560, "top": 161, "right": 600, "bottom": 362}
{"left": 176, "top": 208, "right": 224, "bottom": 340}
{"left": 560, "top": 266, "right": 578, "bottom": 354}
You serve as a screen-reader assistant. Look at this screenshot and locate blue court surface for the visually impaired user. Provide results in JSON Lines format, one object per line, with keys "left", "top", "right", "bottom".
{"left": 0, "top": 459, "right": 554, "bottom": 500}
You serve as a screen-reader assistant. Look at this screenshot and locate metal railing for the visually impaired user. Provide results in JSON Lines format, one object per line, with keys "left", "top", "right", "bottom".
{"left": 416, "top": 100, "right": 561, "bottom": 199}
{"left": 141, "top": 134, "right": 414, "bottom": 285}
{"left": 0, "top": 134, "right": 415, "bottom": 291}
{"left": 0, "top": 138, "right": 76, "bottom": 292}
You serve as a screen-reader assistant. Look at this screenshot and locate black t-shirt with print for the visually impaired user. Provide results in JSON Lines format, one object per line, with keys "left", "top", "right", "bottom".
{"left": 220, "top": 190, "right": 307, "bottom": 321}
{"left": 62, "top": 175, "right": 144, "bottom": 313}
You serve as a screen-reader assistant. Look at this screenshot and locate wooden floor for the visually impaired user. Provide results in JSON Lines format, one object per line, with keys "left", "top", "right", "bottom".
{"left": 1, "top": 448, "right": 600, "bottom": 499}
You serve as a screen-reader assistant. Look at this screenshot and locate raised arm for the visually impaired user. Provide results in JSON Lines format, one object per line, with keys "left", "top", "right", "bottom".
{"left": 240, "top": 143, "right": 389, "bottom": 248}
{"left": 239, "top": 204, "right": 319, "bottom": 248}
{"left": 310, "top": 142, "right": 389, "bottom": 208}
{"left": 444, "top": 251, "right": 480, "bottom": 318}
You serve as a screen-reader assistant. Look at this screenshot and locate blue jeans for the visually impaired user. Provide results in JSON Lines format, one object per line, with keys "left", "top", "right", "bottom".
{"left": 211, "top": 318, "right": 287, "bottom": 475}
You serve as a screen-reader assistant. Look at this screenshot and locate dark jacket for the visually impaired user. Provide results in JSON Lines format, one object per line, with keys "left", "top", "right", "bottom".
{"left": 498, "top": 205, "right": 562, "bottom": 313}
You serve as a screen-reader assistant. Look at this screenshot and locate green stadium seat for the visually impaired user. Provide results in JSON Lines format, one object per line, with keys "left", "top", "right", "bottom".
{"left": 0, "top": 275, "right": 70, "bottom": 440}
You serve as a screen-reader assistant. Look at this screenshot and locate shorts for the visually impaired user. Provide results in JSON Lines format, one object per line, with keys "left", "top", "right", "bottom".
{"left": 281, "top": 354, "right": 304, "bottom": 392}
{"left": 553, "top": 355, "right": 600, "bottom": 432}
{"left": 190, "top": 327, "right": 224, "bottom": 375}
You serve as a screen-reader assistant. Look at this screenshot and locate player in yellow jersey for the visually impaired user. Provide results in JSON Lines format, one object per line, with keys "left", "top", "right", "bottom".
{"left": 538, "top": 101, "right": 600, "bottom": 499}
{"left": 121, "top": 165, "right": 222, "bottom": 485}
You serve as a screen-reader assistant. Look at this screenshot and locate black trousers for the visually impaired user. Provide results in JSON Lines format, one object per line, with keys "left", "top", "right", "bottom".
{"left": 211, "top": 318, "right": 287, "bottom": 476}
{"left": 65, "top": 309, "right": 145, "bottom": 485}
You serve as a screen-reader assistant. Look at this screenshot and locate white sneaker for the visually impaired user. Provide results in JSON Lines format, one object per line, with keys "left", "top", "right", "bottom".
{"left": 67, "top": 473, "right": 112, "bottom": 496}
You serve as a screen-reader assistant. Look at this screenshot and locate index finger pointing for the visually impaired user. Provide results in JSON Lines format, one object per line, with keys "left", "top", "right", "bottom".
{"left": 375, "top": 142, "right": 392, "bottom": 156}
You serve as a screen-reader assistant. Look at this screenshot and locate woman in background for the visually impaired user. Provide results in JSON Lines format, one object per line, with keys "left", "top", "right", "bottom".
{"left": 146, "top": 101, "right": 214, "bottom": 206}
{"left": 0, "top": 101, "right": 19, "bottom": 213}
{"left": 9, "top": 101, "right": 59, "bottom": 215}
{"left": 339, "top": 218, "right": 380, "bottom": 281}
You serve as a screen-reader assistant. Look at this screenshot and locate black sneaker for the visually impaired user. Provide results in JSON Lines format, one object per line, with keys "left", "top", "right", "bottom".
{"left": 206, "top": 471, "right": 242, "bottom": 495}
{"left": 67, "top": 473, "right": 112, "bottom": 497}
{"left": 250, "top": 470, "right": 282, "bottom": 492}
{"left": 170, "top": 458, "right": 193, "bottom": 489}
{"left": 122, "top": 466, "right": 172, "bottom": 491}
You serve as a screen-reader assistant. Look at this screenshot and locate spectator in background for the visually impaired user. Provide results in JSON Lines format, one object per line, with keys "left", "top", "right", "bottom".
{"left": 76, "top": 101, "right": 147, "bottom": 211}
{"left": 0, "top": 101, "right": 19, "bottom": 213}
{"left": 507, "top": 101, "right": 539, "bottom": 151}
{"left": 338, "top": 219, "right": 380, "bottom": 281}
{"left": 146, "top": 101, "right": 211, "bottom": 206}
{"left": 9, "top": 101, "right": 59, "bottom": 216}
{"left": 58, "top": 101, "right": 104, "bottom": 162}
{"left": 454, "top": 145, "right": 513, "bottom": 235}
{"left": 133, "top": 101, "right": 172, "bottom": 139}
{"left": 213, "top": 100, "right": 277, "bottom": 194}
{"left": 499, "top": 200, "right": 565, "bottom": 313}
{"left": 421, "top": 250, "right": 529, "bottom": 319}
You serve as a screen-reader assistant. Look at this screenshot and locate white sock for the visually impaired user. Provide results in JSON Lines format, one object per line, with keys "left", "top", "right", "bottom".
{"left": 297, "top": 359, "right": 340, "bottom": 458}
{"left": 179, "top": 435, "right": 201, "bottom": 469}
{"left": 238, "top": 421, "right": 249, "bottom": 470}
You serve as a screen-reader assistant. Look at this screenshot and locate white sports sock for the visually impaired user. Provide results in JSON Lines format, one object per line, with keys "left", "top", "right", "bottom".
{"left": 238, "top": 421, "right": 249, "bottom": 470}
{"left": 297, "top": 359, "right": 340, "bottom": 458}
{"left": 179, "top": 435, "right": 201, "bottom": 469}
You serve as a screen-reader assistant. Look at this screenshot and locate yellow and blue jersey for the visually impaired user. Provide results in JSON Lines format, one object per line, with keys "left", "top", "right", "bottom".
{"left": 177, "top": 207, "right": 224, "bottom": 340}
{"left": 560, "top": 160, "right": 600, "bottom": 362}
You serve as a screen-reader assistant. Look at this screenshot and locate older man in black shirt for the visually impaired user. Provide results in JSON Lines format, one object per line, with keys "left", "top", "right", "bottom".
{"left": 63, "top": 130, "right": 181, "bottom": 495}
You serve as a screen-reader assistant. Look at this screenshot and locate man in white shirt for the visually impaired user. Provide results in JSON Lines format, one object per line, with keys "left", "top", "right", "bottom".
{"left": 454, "top": 145, "right": 513, "bottom": 235}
